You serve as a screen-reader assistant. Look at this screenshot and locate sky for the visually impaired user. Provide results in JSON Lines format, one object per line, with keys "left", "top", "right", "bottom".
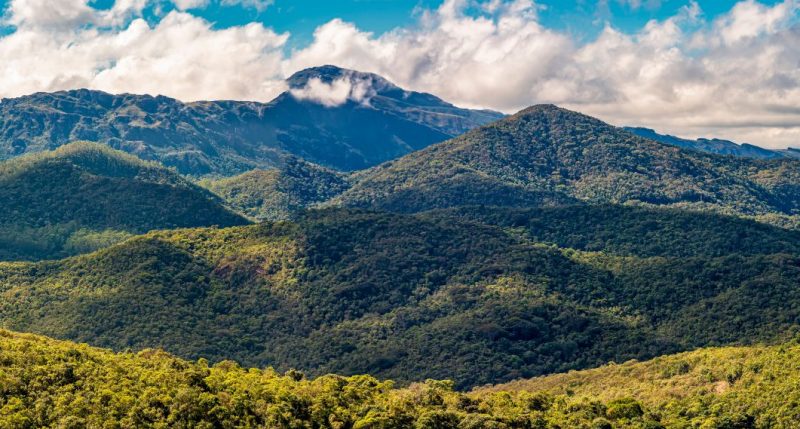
{"left": 0, "top": 0, "right": 798, "bottom": 148}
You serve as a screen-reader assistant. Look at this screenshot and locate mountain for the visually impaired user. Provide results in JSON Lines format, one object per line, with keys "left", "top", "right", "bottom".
{"left": 783, "top": 148, "right": 800, "bottom": 159}
{"left": 7, "top": 329, "right": 800, "bottom": 428}
{"left": 625, "top": 126, "right": 788, "bottom": 159}
{"left": 335, "top": 105, "right": 800, "bottom": 223}
{"left": 0, "top": 142, "right": 247, "bottom": 260}
{"left": 201, "top": 157, "right": 350, "bottom": 221}
{"left": 287, "top": 65, "right": 504, "bottom": 137}
{"left": 0, "top": 66, "right": 503, "bottom": 176}
{"left": 2, "top": 206, "right": 800, "bottom": 389}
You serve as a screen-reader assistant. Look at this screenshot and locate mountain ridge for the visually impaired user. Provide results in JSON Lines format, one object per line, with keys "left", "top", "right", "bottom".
{"left": 624, "top": 126, "right": 793, "bottom": 159}
{"left": 332, "top": 104, "right": 800, "bottom": 223}
{"left": 201, "top": 156, "right": 351, "bottom": 221}
{"left": 0, "top": 66, "right": 504, "bottom": 176}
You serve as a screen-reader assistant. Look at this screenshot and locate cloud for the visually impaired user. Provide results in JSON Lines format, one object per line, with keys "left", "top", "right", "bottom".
{"left": 3, "top": 0, "right": 149, "bottom": 29}
{"left": 171, "top": 0, "right": 273, "bottom": 12}
{"left": 287, "top": 1, "right": 574, "bottom": 112}
{"left": 289, "top": 74, "right": 376, "bottom": 107}
{"left": 708, "top": 0, "right": 798, "bottom": 45}
{"left": 0, "top": 1, "right": 289, "bottom": 101}
{"left": 221, "top": 0, "right": 274, "bottom": 12}
{"left": 0, "top": 0, "right": 798, "bottom": 148}
{"left": 172, "top": 0, "right": 209, "bottom": 11}
{"left": 5, "top": 0, "right": 95, "bottom": 29}
{"left": 285, "top": 0, "right": 800, "bottom": 148}
{"left": 617, "top": 0, "right": 663, "bottom": 11}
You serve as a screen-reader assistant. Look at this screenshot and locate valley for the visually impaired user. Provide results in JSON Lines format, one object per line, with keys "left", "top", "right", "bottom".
{"left": 0, "top": 64, "right": 799, "bottom": 428}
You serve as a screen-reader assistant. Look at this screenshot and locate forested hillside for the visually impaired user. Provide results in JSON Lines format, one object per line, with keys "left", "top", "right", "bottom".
{"left": 3, "top": 329, "right": 800, "bottom": 428}
{"left": 438, "top": 204, "right": 800, "bottom": 257}
{"left": 202, "top": 157, "right": 351, "bottom": 221}
{"left": 1, "top": 206, "right": 799, "bottom": 389}
{"left": 336, "top": 105, "right": 800, "bottom": 224}
{"left": 479, "top": 341, "right": 800, "bottom": 428}
{"left": 0, "top": 142, "right": 247, "bottom": 261}
{"left": 0, "top": 66, "right": 502, "bottom": 175}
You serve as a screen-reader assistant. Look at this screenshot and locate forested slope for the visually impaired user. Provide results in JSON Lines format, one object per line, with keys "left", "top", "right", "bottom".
{"left": 336, "top": 105, "right": 800, "bottom": 224}
{"left": 3, "top": 329, "right": 800, "bottom": 428}
{"left": 479, "top": 342, "right": 800, "bottom": 428}
{"left": 0, "top": 142, "right": 247, "bottom": 260}
{"left": 202, "top": 157, "right": 350, "bottom": 221}
{"left": 1, "top": 206, "right": 799, "bottom": 388}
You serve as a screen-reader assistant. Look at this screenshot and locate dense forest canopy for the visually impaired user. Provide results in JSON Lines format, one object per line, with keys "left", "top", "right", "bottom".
{"left": 0, "top": 142, "right": 248, "bottom": 261}
{"left": 201, "top": 158, "right": 351, "bottom": 221}
{"left": 334, "top": 105, "right": 800, "bottom": 228}
{"left": 1, "top": 206, "right": 799, "bottom": 390}
{"left": 3, "top": 329, "right": 800, "bottom": 428}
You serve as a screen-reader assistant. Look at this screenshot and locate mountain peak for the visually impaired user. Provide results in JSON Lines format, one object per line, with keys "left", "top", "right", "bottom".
{"left": 514, "top": 104, "right": 592, "bottom": 118}
{"left": 336, "top": 103, "right": 800, "bottom": 217}
{"left": 504, "top": 104, "right": 610, "bottom": 131}
{"left": 287, "top": 65, "right": 398, "bottom": 93}
{"left": 0, "top": 66, "right": 503, "bottom": 175}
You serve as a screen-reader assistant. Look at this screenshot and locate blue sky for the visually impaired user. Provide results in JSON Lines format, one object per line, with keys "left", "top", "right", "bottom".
{"left": 2, "top": 0, "right": 789, "bottom": 48}
{"left": 0, "top": 0, "right": 798, "bottom": 148}
{"left": 185, "top": 0, "right": 786, "bottom": 47}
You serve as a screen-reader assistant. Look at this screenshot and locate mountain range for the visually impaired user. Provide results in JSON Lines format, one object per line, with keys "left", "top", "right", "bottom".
{"left": 2, "top": 66, "right": 800, "bottom": 427}
{"left": 625, "top": 126, "right": 800, "bottom": 159}
{"left": 0, "top": 66, "right": 502, "bottom": 176}
{"left": 334, "top": 105, "right": 800, "bottom": 225}
{"left": 193, "top": 105, "right": 800, "bottom": 228}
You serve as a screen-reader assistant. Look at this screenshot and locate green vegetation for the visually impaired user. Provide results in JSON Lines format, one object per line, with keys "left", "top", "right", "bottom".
{"left": 480, "top": 341, "right": 800, "bottom": 428}
{"left": 1, "top": 206, "right": 799, "bottom": 389}
{"left": 4, "top": 99, "right": 800, "bottom": 426}
{"left": 439, "top": 204, "right": 800, "bottom": 257}
{"left": 202, "top": 158, "right": 351, "bottom": 221}
{"left": 335, "top": 105, "right": 800, "bottom": 225}
{"left": 0, "top": 142, "right": 248, "bottom": 260}
{"left": 0, "top": 69, "right": 501, "bottom": 175}
{"left": 3, "top": 329, "right": 800, "bottom": 428}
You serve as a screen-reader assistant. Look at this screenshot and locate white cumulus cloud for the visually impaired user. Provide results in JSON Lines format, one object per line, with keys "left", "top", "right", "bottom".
{"left": 221, "top": 0, "right": 274, "bottom": 12}
{"left": 285, "top": 0, "right": 800, "bottom": 148}
{"left": 172, "top": 0, "right": 209, "bottom": 11}
{"left": 289, "top": 74, "right": 376, "bottom": 107}
{"left": 0, "top": 0, "right": 289, "bottom": 101}
{"left": 0, "top": 0, "right": 799, "bottom": 148}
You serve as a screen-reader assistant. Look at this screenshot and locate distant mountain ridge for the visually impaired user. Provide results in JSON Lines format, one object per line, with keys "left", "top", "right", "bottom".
{"left": 0, "top": 66, "right": 503, "bottom": 176}
{"left": 332, "top": 105, "right": 800, "bottom": 224}
{"left": 625, "top": 126, "right": 797, "bottom": 159}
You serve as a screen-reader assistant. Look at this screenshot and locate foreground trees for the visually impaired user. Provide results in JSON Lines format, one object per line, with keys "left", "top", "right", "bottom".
{"left": 2, "top": 329, "right": 800, "bottom": 428}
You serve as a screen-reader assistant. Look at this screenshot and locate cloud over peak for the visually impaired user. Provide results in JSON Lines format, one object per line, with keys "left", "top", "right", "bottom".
{"left": 289, "top": 74, "right": 376, "bottom": 108}
{"left": 0, "top": 0, "right": 798, "bottom": 148}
